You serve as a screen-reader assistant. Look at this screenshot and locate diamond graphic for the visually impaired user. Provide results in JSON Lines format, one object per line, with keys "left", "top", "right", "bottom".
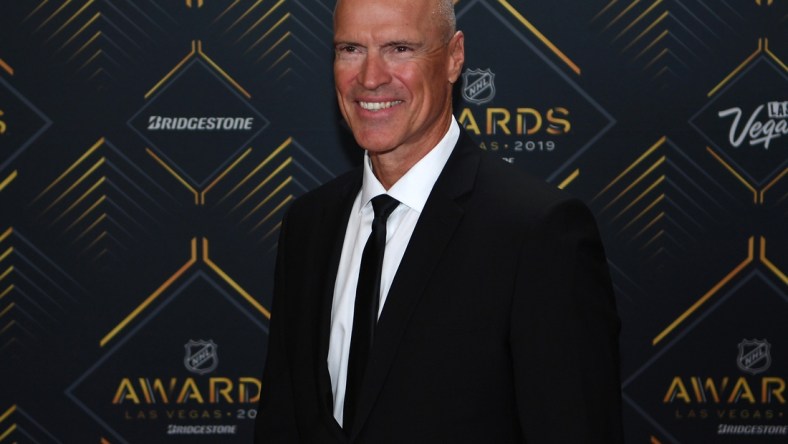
{"left": 0, "top": 76, "right": 52, "bottom": 173}
{"left": 690, "top": 56, "right": 787, "bottom": 187}
{"left": 129, "top": 56, "right": 269, "bottom": 188}
{"left": 67, "top": 271, "right": 268, "bottom": 443}
{"left": 456, "top": 1, "right": 614, "bottom": 182}
{"left": 623, "top": 271, "right": 788, "bottom": 443}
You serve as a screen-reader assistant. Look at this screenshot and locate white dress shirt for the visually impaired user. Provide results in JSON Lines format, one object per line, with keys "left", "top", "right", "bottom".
{"left": 327, "top": 118, "right": 460, "bottom": 426}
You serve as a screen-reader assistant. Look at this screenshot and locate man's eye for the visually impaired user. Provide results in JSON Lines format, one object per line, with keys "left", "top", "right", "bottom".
{"left": 394, "top": 46, "right": 411, "bottom": 53}
{"left": 337, "top": 45, "right": 358, "bottom": 54}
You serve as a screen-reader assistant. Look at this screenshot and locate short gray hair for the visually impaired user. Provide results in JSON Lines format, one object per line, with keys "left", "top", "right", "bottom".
{"left": 435, "top": 0, "right": 457, "bottom": 42}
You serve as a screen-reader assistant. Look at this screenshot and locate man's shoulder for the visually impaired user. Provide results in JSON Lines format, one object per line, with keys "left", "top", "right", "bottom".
{"left": 448, "top": 130, "right": 572, "bottom": 211}
{"left": 473, "top": 150, "right": 576, "bottom": 213}
{"left": 466, "top": 153, "right": 601, "bottom": 241}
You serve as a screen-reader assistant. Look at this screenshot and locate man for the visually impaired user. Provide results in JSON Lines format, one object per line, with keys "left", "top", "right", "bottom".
{"left": 254, "top": 0, "right": 623, "bottom": 442}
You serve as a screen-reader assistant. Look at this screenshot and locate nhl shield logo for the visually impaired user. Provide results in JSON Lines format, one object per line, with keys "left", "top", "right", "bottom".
{"left": 736, "top": 339, "right": 771, "bottom": 375}
{"left": 184, "top": 340, "right": 218, "bottom": 375}
{"left": 462, "top": 68, "right": 496, "bottom": 105}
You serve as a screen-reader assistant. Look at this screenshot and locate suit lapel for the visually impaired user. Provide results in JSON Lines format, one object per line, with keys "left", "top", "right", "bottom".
{"left": 350, "top": 134, "right": 480, "bottom": 439}
{"left": 315, "top": 170, "right": 362, "bottom": 440}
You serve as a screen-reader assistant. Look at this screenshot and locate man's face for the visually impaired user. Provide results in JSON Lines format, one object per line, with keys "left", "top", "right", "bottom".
{"left": 333, "top": 0, "right": 464, "bottom": 158}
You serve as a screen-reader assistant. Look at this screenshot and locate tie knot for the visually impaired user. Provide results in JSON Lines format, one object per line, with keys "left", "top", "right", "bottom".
{"left": 371, "top": 194, "right": 399, "bottom": 221}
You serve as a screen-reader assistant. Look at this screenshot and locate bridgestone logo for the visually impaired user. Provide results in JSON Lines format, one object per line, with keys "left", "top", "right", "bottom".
{"left": 167, "top": 424, "right": 237, "bottom": 435}
{"left": 718, "top": 424, "right": 788, "bottom": 436}
{"left": 148, "top": 116, "right": 254, "bottom": 131}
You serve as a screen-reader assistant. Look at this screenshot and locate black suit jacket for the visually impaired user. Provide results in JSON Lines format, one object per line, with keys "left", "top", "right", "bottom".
{"left": 254, "top": 132, "right": 623, "bottom": 443}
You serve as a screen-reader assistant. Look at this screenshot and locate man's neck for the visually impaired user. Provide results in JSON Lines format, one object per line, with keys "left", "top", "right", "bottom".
{"left": 368, "top": 114, "right": 454, "bottom": 189}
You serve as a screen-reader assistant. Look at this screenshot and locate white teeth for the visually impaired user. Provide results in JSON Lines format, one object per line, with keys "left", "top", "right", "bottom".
{"left": 359, "top": 101, "right": 402, "bottom": 111}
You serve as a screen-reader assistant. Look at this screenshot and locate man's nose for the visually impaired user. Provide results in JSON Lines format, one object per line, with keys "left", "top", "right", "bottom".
{"left": 358, "top": 52, "right": 391, "bottom": 89}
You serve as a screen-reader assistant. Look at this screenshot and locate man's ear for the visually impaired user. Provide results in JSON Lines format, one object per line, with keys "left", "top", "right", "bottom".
{"left": 447, "top": 31, "right": 465, "bottom": 84}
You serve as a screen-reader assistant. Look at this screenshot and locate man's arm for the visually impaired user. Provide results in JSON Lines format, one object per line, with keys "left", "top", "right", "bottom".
{"left": 254, "top": 211, "right": 301, "bottom": 443}
{"left": 511, "top": 198, "right": 623, "bottom": 443}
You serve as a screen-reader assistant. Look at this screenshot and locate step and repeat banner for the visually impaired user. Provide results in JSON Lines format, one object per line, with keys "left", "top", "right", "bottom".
{"left": 1, "top": 1, "right": 785, "bottom": 442}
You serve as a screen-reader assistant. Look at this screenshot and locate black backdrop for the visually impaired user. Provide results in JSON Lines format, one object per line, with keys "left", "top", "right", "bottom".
{"left": 1, "top": 1, "right": 786, "bottom": 442}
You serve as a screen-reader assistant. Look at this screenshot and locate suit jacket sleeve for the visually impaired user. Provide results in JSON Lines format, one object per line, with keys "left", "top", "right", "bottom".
{"left": 254, "top": 209, "right": 301, "bottom": 443}
{"left": 511, "top": 198, "right": 623, "bottom": 443}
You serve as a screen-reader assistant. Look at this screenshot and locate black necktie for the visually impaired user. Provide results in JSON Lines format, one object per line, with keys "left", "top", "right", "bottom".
{"left": 343, "top": 194, "right": 400, "bottom": 432}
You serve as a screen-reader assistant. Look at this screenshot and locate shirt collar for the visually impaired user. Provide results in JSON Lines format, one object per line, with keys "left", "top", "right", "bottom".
{"left": 360, "top": 117, "right": 459, "bottom": 213}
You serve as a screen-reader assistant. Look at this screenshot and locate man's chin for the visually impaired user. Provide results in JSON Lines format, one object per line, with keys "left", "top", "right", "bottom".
{"left": 358, "top": 143, "right": 399, "bottom": 156}
{"left": 351, "top": 133, "right": 400, "bottom": 155}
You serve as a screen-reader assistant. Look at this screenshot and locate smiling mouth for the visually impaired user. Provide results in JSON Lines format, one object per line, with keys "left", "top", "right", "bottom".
{"left": 359, "top": 100, "right": 403, "bottom": 111}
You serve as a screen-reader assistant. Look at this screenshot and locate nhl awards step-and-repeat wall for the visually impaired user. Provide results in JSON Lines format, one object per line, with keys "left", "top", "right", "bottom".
{"left": 0, "top": 0, "right": 785, "bottom": 442}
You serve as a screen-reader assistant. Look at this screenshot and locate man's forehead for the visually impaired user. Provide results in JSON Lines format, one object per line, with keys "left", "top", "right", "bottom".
{"left": 334, "top": 25, "right": 424, "bottom": 44}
